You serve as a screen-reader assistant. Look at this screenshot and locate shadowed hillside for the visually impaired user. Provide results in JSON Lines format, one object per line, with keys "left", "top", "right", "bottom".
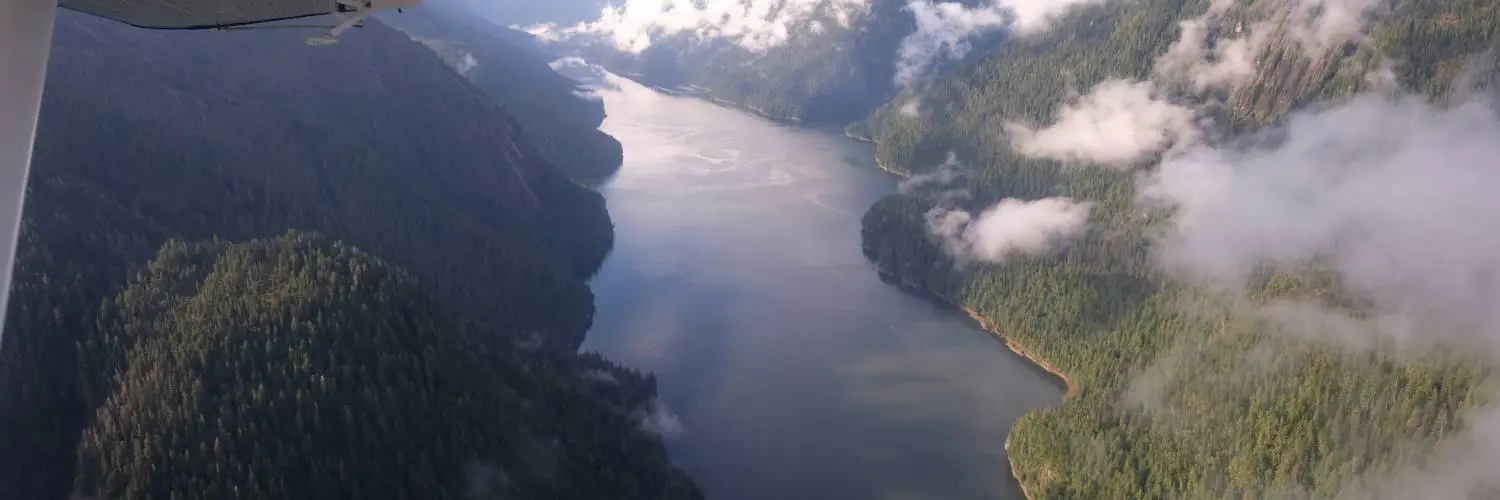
{"left": 0, "top": 12, "right": 694, "bottom": 500}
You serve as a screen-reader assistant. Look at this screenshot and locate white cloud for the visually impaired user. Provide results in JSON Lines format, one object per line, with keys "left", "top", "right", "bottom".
{"left": 1339, "top": 401, "right": 1500, "bottom": 499}
{"left": 1006, "top": 79, "right": 1199, "bottom": 167}
{"left": 1140, "top": 95, "right": 1500, "bottom": 353}
{"left": 894, "top": 0, "right": 1110, "bottom": 86}
{"left": 1000, "top": 0, "right": 1112, "bottom": 33}
{"left": 638, "top": 399, "right": 686, "bottom": 437}
{"left": 928, "top": 197, "right": 1093, "bottom": 263}
{"left": 899, "top": 97, "right": 923, "bottom": 117}
{"left": 531, "top": 0, "right": 1125, "bottom": 87}
{"left": 898, "top": 151, "right": 964, "bottom": 194}
{"left": 1156, "top": 0, "right": 1382, "bottom": 91}
{"left": 1138, "top": 93, "right": 1500, "bottom": 500}
{"left": 1116, "top": 79, "right": 1500, "bottom": 496}
{"left": 527, "top": 0, "right": 870, "bottom": 54}
{"left": 1157, "top": 15, "right": 1271, "bottom": 91}
{"left": 412, "top": 37, "right": 482, "bottom": 82}
{"left": 894, "top": 1, "right": 1010, "bottom": 86}
{"left": 1286, "top": 0, "right": 1381, "bottom": 55}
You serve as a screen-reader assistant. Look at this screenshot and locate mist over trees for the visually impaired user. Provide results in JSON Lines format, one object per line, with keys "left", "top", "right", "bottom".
{"left": 11, "top": 0, "right": 1500, "bottom": 498}
{"left": 859, "top": 0, "right": 1500, "bottom": 497}
{"left": 530, "top": 0, "right": 920, "bottom": 123}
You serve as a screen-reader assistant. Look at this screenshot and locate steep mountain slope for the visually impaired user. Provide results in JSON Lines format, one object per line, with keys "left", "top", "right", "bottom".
{"left": 0, "top": 12, "right": 691, "bottom": 500}
{"left": 859, "top": 0, "right": 1500, "bottom": 498}
{"left": 859, "top": 0, "right": 1500, "bottom": 171}
{"left": 74, "top": 233, "right": 696, "bottom": 500}
{"left": 382, "top": 0, "right": 626, "bottom": 181}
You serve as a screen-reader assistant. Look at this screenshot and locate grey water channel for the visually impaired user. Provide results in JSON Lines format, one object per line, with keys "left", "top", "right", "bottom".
{"left": 581, "top": 68, "right": 1063, "bottom": 500}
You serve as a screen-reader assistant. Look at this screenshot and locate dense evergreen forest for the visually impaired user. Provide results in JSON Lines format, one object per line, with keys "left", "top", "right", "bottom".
{"left": 381, "top": 0, "right": 626, "bottom": 181}
{"left": 857, "top": 0, "right": 1500, "bottom": 498}
{"left": 74, "top": 233, "right": 696, "bottom": 499}
{"left": 0, "top": 11, "right": 697, "bottom": 500}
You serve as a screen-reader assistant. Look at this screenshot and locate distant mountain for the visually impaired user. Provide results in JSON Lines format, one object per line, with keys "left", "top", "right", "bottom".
{"left": 549, "top": 0, "right": 918, "bottom": 124}
{"left": 382, "top": 0, "right": 625, "bottom": 181}
{"left": 0, "top": 11, "right": 694, "bottom": 500}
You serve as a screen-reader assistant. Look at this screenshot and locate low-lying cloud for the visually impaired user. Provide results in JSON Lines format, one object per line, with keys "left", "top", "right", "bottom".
{"left": 1008, "top": 0, "right": 1388, "bottom": 168}
{"left": 1156, "top": 0, "right": 1382, "bottom": 91}
{"left": 1156, "top": 14, "right": 1268, "bottom": 91}
{"left": 1339, "top": 401, "right": 1500, "bottom": 499}
{"left": 1141, "top": 95, "right": 1500, "bottom": 352}
{"left": 899, "top": 96, "right": 924, "bottom": 117}
{"left": 528, "top": 0, "right": 870, "bottom": 53}
{"left": 894, "top": 0, "right": 1112, "bottom": 85}
{"left": 1285, "top": 0, "right": 1382, "bottom": 55}
{"left": 897, "top": 151, "right": 965, "bottom": 194}
{"left": 1138, "top": 92, "right": 1500, "bottom": 499}
{"left": 530, "top": 0, "right": 1126, "bottom": 87}
{"left": 894, "top": 1, "right": 1009, "bottom": 86}
{"left": 928, "top": 197, "right": 1093, "bottom": 263}
{"left": 638, "top": 399, "right": 686, "bottom": 438}
{"left": 902, "top": 154, "right": 1091, "bottom": 263}
{"left": 1006, "top": 79, "right": 1199, "bottom": 167}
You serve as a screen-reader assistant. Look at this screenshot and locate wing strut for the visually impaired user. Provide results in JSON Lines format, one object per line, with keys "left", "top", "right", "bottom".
{"left": 305, "top": 0, "right": 420, "bottom": 46}
{"left": 0, "top": 0, "right": 57, "bottom": 348}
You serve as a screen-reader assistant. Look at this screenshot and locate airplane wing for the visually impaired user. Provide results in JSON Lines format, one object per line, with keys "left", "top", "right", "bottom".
{"left": 58, "top": 0, "right": 330, "bottom": 30}
{"left": 57, "top": 0, "right": 415, "bottom": 30}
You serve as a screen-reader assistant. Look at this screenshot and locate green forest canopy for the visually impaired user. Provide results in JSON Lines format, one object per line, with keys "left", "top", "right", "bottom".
{"left": 858, "top": 0, "right": 1500, "bottom": 498}
{"left": 75, "top": 232, "right": 698, "bottom": 500}
{"left": 0, "top": 12, "right": 695, "bottom": 500}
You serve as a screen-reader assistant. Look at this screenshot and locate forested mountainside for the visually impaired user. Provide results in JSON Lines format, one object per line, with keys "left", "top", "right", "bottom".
{"left": 0, "top": 12, "right": 696, "bottom": 500}
{"left": 381, "top": 0, "right": 626, "bottom": 181}
{"left": 859, "top": 0, "right": 1500, "bottom": 498}
{"left": 73, "top": 233, "right": 696, "bottom": 499}
{"left": 553, "top": 0, "right": 918, "bottom": 123}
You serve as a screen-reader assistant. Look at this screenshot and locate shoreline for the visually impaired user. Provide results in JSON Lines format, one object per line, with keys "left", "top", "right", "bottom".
{"left": 870, "top": 266, "right": 1070, "bottom": 500}
{"left": 867, "top": 266, "right": 1076, "bottom": 393}
{"left": 844, "top": 129, "right": 877, "bottom": 144}
{"left": 704, "top": 95, "right": 805, "bottom": 125}
{"left": 966, "top": 305, "right": 1073, "bottom": 500}
{"left": 959, "top": 307, "right": 1077, "bottom": 397}
{"left": 873, "top": 157, "right": 907, "bottom": 178}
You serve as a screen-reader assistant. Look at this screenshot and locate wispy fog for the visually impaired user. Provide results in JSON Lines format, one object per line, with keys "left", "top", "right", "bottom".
{"left": 1005, "top": 79, "right": 1199, "bottom": 167}
{"left": 895, "top": 0, "right": 1117, "bottom": 85}
{"left": 927, "top": 197, "right": 1093, "bottom": 263}
{"left": 903, "top": 154, "right": 1092, "bottom": 264}
{"left": 1142, "top": 95, "right": 1500, "bottom": 354}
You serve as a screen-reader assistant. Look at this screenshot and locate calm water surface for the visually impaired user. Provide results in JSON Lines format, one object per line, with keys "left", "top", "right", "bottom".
{"left": 582, "top": 70, "right": 1063, "bottom": 500}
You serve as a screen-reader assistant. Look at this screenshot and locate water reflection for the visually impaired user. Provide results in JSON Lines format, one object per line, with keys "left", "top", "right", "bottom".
{"left": 577, "top": 65, "right": 1063, "bottom": 500}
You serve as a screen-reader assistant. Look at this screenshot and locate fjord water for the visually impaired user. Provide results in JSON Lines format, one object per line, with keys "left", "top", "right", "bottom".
{"left": 583, "top": 71, "right": 1063, "bottom": 500}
